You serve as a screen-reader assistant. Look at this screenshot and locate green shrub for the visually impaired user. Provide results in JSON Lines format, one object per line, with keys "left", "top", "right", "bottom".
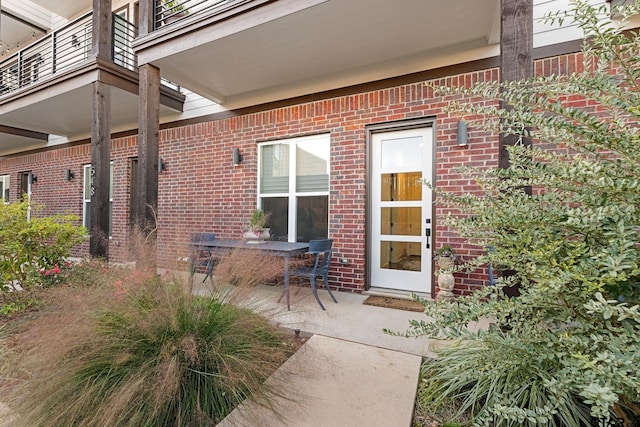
{"left": 400, "top": 1, "right": 640, "bottom": 425}
{"left": 11, "top": 274, "right": 294, "bottom": 426}
{"left": 0, "top": 296, "right": 42, "bottom": 317}
{"left": 0, "top": 200, "right": 84, "bottom": 288}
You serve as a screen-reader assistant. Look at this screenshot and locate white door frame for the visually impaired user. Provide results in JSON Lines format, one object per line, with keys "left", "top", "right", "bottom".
{"left": 366, "top": 119, "right": 436, "bottom": 295}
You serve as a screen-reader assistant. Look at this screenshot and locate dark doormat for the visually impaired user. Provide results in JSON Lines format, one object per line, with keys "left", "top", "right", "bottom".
{"left": 362, "top": 295, "right": 424, "bottom": 312}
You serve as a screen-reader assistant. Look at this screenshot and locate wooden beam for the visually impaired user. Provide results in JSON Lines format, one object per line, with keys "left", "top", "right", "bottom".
{"left": 90, "top": 80, "right": 111, "bottom": 259}
{"left": 499, "top": 0, "right": 533, "bottom": 170}
{"left": 92, "top": 0, "right": 113, "bottom": 60}
{"left": 136, "top": 63, "right": 160, "bottom": 234}
{"left": 0, "top": 125, "right": 48, "bottom": 141}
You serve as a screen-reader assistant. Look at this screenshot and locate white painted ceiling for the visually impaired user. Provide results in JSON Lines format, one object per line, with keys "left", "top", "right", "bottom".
{"left": 28, "top": 0, "right": 90, "bottom": 20}
{"left": 145, "top": 0, "right": 500, "bottom": 107}
{"left": 0, "top": 12, "right": 46, "bottom": 55}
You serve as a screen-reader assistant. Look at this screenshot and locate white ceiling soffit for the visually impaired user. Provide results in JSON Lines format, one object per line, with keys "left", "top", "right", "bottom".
{"left": 26, "top": 0, "right": 90, "bottom": 20}
{"left": 0, "top": 14, "right": 44, "bottom": 52}
{"left": 150, "top": 0, "right": 500, "bottom": 106}
{"left": 0, "top": 132, "right": 48, "bottom": 156}
{"left": 1, "top": 0, "right": 54, "bottom": 30}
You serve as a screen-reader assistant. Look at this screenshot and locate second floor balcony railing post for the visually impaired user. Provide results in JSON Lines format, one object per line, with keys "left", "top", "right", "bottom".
{"left": 51, "top": 32, "right": 57, "bottom": 74}
{"left": 111, "top": 14, "right": 116, "bottom": 62}
{"left": 17, "top": 51, "right": 22, "bottom": 88}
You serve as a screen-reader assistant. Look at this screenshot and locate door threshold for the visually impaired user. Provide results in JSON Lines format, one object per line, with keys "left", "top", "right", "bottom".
{"left": 364, "top": 287, "right": 432, "bottom": 302}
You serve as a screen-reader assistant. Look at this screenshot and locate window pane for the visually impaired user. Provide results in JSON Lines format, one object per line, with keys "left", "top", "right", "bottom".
{"left": 380, "top": 136, "right": 422, "bottom": 169}
{"left": 381, "top": 172, "right": 422, "bottom": 202}
{"left": 260, "top": 144, "right": 289, "bottom": 193}
{"left": 84, "top": 201, "right": 91, "bottom": 229}
{"left": 381, "top": 207, "right": 421, "bottom": 236}
{"left": 84, "top": 165, "right": 92, "bottom": 201}
{"left": 262, "top": 197, "right": 288, "bottom": 241}
{"left": 83, "top": 164, "right": 113, "bottom": 235}
{"left": 296, "top": 196, "right": 328, "bottom": 242}
{"left": 296, "top": 139, "right": 329, "bottom": 192}
{"left": 380, "top": 241, "right": 421, "bottom": 271}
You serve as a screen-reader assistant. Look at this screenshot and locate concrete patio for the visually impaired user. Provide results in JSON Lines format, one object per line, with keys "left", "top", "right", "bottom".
{"left": 190, "top": 277, "right": 488, "bottom": 427}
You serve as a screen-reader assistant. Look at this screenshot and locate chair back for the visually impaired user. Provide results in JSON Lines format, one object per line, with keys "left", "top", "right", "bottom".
{"left": 308, "top": 239, "right": 333, "bottom": 273}
{"left": 192, "top": 232, "right": 216, "bottom": 244}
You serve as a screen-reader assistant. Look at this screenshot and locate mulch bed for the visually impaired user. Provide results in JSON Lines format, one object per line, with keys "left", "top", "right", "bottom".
{"left": 362, "top": 295, "right": 424, "bottom": 312}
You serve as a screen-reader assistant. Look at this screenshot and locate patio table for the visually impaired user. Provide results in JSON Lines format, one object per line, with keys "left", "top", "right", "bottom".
{"left": 189, "top": 238, "right": 310, "bottom": 310}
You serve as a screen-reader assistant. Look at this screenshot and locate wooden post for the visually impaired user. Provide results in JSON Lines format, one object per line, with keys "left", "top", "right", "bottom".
{"left": 92, "top": 0, "right": 113, "bottom": 60}
{"left": 136, "top": 63, "right": 160, "bottom": 267}
{"left": 499, "top": 0, "right": 533, "bottom": 170}
{"left": 499, "top": 0, "right": 533, "bottom": 296}
{"left": 138, "top": 0, "right": 155, "bottom": 36}
{"left": 90, "top": 81, "right": 111, "bottom": 259}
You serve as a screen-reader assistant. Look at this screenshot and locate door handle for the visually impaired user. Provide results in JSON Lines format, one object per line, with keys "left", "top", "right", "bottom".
{"left": 425, "top": 228, "right": 431, "bottom": 249}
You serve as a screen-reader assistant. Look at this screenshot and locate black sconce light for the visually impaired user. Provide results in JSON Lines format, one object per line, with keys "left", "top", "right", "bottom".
{"left": 28, "top": 173, "right": 37, "bottom": 185}
{"left": 65, "top": 169, "right": 75, "bottom": 181}
{"left": 158, "top": 158, "right": 166, "bottom": 173}
{"left": 457, "top": 120, "right": 469, "bottom": 147}
{"left": 232, "top": 148, "right": 243, "bottom": 166}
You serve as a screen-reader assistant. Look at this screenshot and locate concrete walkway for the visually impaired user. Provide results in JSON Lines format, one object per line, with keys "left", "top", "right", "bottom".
{"left": 218, "top": 335, "right": 421, "bottom": 427}
{"left": 194, "top": 281, "right": 455, "bottom": 427}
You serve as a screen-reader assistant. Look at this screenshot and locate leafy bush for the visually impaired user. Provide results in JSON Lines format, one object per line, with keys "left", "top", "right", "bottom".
{"left": 10, "top": 272, "right": 295, "bottom": 426}
{"left": 0, "top": 200, "right": 84, "bottom": 289}
{"left": 402, "top": 1, "right": 640, "bottom": 425}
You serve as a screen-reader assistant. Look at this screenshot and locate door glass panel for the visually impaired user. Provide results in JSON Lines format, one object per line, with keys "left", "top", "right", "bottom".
{"left": 380, "top": 241, "right": 421, "bottom": 271}
{"left": 380, "top": 136, "right": 422, "bottom": 169}
{"left": 381, "top": 207, "right": 421, "bottom": 236}
{"left": 381, "top": 172, "right": 422, "bottom": 201}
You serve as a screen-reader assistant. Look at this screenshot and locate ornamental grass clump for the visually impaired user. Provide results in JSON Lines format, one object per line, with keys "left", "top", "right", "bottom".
{"left": 401, "top": 1, "right": 640, "bottom": 425}
{"left": 10, "top": 273, "right": 293, "bottom": 426}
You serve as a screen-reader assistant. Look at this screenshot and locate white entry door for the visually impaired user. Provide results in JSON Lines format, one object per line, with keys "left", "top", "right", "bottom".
{"left": 371, "top": 127, "right": 433, "bottom": 293}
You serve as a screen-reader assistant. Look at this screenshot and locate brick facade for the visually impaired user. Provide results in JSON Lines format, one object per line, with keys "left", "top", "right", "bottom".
{"left": 0, "top": 51, "right": 585, "bottom": 296}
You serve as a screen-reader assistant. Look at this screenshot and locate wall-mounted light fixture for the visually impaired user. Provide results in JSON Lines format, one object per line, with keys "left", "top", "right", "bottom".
{"left": 457, "top": 120, "right": 469, "bottom": 147}
{"left": 232, "top": 147, "right": 243, "bottom": 166}
{"left": 65, "top": 169, "right": 75, "bottom": 181}
{"left": 158, "top": 158, "right": 166, "bottom": 173}
{"left": 28, "top": 173, "right": 37, "bottom": 185}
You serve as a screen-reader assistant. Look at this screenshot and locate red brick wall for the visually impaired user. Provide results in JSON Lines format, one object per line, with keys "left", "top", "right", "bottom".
{"left": 0, "top": 51, "right": 586, "bottom": 295}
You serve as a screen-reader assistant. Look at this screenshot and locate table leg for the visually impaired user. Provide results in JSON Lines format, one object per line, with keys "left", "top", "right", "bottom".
{"left": 284, "top": 255, "right": 290, "bottom": 310}
{"left": 188, "top": 246, "right": 196, "bottom": 292}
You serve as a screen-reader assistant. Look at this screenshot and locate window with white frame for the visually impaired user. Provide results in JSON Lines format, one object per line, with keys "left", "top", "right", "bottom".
{"left": 258, "top": 134, "right": 330, "bottom": 242}
{"left": 83, "top": 163, "right": 113, "bottom": 234}
{"left": 0, "top": 175, "right": 9, "bottom": 203}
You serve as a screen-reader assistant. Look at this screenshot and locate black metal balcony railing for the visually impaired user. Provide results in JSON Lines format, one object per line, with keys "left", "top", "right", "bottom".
{"left": 153, "top": 0, "right": 241, "bottom": 30}
{"left": 0, "top": 12, "right": 93, "bottom": 96}
{"left": 113, "top": 14, "right": 138, "bottom": 72}
{"left": 0, "top": 11, "right": 179, "bottom": 98}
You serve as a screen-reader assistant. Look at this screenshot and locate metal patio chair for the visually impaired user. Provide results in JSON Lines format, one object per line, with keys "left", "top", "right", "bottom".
{"left": 191, "top": 232, "right": 217, "bottom": 284}
{"left": 290, "top": 239, "right": 338, "bottom": 310}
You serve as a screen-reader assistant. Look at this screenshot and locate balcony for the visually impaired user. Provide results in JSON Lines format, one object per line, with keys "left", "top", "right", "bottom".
{"left": 0, "top": 9, "right": 184, "bottom": 155}
{"left": 0, "top": 12, "right": 136, "bottom": 98}
{"left": 134, "top": 0, "right": 501, "bottom": 109}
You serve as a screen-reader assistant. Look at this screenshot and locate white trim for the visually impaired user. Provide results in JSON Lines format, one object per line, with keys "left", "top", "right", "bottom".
{"left": 0, "top": 175, "right": 9, "bottom": 203}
